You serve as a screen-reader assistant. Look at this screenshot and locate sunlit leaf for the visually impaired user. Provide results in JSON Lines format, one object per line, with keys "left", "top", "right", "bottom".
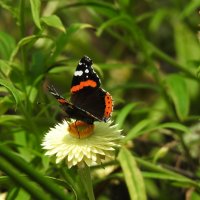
{"left": 124, "top": 119, "right": 154, "bottom": 141}
{"left": 0, "top": 59, "right": 12, "bottom": 76}
{"left": 125, "top": 121, "right": 189, "bottom": 141}
{"left": 181, "top": 0, "right": 200, "bottom": 18}
{"left": 0, "top": 79, "right": 21, "bottom": 106}
{"left": 166, "top": 74, "right": 190, "bottom": 121}
{"left": 116, "top": 103, "right": 139, "bottom": 129}
{"left": 10, "top": 35, "right": 45, "bottom": 62}
{"left": 174, "top": 23, "right": 200, "bottom": 66}
{"left": 118, "top": 148, "right": 147, "bottom": 200}
{"left": 41, "top": 15, "right": 66, "bottom": 32}
{"left": 0, "top": 31, "right": 16, "bottom": 60}
{"left": 30, "top": 0, "right": 41, "bottom": 29}
{"left": 118, "top": 0, "right": 130, "bottom": 8}
{"left": 48, "top": 23, "right": 93, "bottom": 63}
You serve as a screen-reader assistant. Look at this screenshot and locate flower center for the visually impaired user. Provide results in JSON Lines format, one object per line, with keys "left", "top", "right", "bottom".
{"left": 68, "top": 121, "right": 94, "bottom": 139}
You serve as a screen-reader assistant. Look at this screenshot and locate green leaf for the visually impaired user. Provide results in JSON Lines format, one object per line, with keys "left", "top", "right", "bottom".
{"left": 135, "top": 157, "right": 198, "bottom": 187}
{"left": 62, "top": 1, "right": 117, "bottom": 18}
{"left": 10, "top": 35, "right": 39, "bottom": 62}
{"left": 14, "top": 188, "right": 30, "bottom": 200}
{"left": 118, "top": 0, "right": 130, "bottom": 8}
{"left": 0, "top": 31, "right": 16, "bottom": 60}
{"left": 124, "top": 119, "right": 154, "bottom": 141}
{"left": 115, "top": 103, "right": 139, "bottom": 129}
{"left": 0, "top": 145, "right": 68, "bottom": 200}
{"left": 153, "top": 146, "right": 169, "bottom": 163}
{"left": 124, "top": 122, "right": 189, "bottom": 141}
{"left": 166, "top": 74, "right": 190, "bottom": 121}
{"left": 118, "top": 148, "right": 147, "bottom": 200}
{"left": 149, "top": 9, "right": 168, "bottom": 32}
{"left": 48, "top": 23, "right": 93, "bottom": 64}
{"left": 97, "top": 15, "right": 131, "bottom": 36}
{"left": 174, "top": 23, "right": 200, "bottom": 66}
{"left": 181, "top": 0, "right": 200, "bottom": 18}
{"left": 142, "top": 172, "right": 194, "bottom": 183}
{"left": 67, "top": 23, "right": 93, "bottom": 37}
{"left": 156, "top": 122, "right": 189, "bottom": 132}
{"left": 78, "top": 166, "right": 95, "bottom": 200}
{"left": 0, "top": 79, "right": 21, "bottom": 106}
{"left": 197, "top": 66, "right": 200, "bottom": 79}
{"left": 0, "top": 157, "right": 50, "bottom": 200}
{"left": 41, "top": 15, "right": 66, "bottom": 32}
{"left": 30, "top": 0, "right": 41, "bottom": 29}
{"left": 0, "top": 115, "right": 23, "bottom": 125}
{"left": 0, "top": 59, "right": 12, "bottom": 76}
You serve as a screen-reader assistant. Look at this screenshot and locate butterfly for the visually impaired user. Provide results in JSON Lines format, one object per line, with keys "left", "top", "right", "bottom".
{"left": 48, "top": 56, "right": 113, "bottom": 124}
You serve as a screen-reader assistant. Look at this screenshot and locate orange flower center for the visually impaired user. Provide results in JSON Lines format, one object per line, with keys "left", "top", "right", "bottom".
{"left": 68, "top": 121, "right": 94, "bottom": 139}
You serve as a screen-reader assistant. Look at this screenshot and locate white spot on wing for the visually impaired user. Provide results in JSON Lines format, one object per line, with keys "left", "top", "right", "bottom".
{"left": 85, "top": 69, "right": 89, "bottom": 73}
{"left": 79, "top": 62, "right": 82, "bottom": 65}
{"left": 86, "top": 75, "right": 88, "bottom": 78}
{"left": 75, "top": 70, "right": 83, "bottom": 76}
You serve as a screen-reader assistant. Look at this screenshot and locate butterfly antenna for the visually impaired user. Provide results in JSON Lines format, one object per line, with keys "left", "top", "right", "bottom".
{"left": 47, "top": 85, "right": 64, "bottom": 100}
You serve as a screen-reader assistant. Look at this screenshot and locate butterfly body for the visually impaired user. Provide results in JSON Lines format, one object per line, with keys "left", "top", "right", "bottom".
{"left": 48, "top": 56, "right": 113, "bottom": 124}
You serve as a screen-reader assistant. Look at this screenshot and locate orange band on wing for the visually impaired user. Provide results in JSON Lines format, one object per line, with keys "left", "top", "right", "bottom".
{"left": 71, "top": 80, "right": 97, "bottom": 93}
{"left": 104, "top": 92, "right": 113, "bottom": 118}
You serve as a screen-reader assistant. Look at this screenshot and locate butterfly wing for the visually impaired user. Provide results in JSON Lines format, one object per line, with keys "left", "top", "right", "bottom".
{"left": 70, "top": 56, "right": 113, "bottom": 122}
{"left": 70, "top": 56, "right": 101, "bottom": 93}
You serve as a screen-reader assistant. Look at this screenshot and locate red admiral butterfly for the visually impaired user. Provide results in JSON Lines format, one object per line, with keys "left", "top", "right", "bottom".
{"left": 48, "top": 56, "right": 113, "bottom": 124}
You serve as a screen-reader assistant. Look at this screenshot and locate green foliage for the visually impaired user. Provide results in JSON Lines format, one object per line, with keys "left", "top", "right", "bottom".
{"left": 0, "top": 0, "right": 200, "bottom": 199}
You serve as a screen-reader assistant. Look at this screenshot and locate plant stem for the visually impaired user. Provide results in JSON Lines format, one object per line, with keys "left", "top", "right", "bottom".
{"left": 0, "top": 157, "right": 51, "bottom": 200}
{"left": 0, "top": 145, "right": 68, "bottom": 200}
{"left": 19, "top": 0, "right": 28, "bottom": 73}
{"left": 148, "top": 42, "right": 198, "bottom": 81}
{"left": 78, "top": 166, "right": 95, "bottom": 200}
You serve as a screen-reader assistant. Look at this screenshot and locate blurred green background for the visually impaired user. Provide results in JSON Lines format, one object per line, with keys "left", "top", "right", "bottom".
{"left": 0, "top": 0, "right": 200, "bottom": 200}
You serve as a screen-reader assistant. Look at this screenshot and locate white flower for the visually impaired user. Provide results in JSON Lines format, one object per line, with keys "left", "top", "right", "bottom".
{"left": 41, "top": 120, "right": 123, "bottom": 168}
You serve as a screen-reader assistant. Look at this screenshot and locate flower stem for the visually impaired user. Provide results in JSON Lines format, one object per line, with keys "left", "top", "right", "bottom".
{"left": 78, "top": 166, "right": 95, "bottom": 200}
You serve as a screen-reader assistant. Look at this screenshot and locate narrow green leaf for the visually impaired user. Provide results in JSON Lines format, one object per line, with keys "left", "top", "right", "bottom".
{"left": 14, "top": 188, "right": 30, "bottom": 200}
{"left": 78, "top": 166, "right": 95, "bottom": 200}
{"left": 149, "top": 9, "right": 168, "bottom": 32}
{"left": 118, "top": 0, "right": 130, "bottom": 8}
{"left": 0, "top": 157, "right": 50, "bottom": 200}
{"left": 30, "top": 0, "right": 41, "bottom": 29}
{"left": 0, "top": 115, "right": 23, "bottom": 125}
{"left": 181, "top": 0, "right": 200, "bottom": 18}
{"left": 0, "top": 145, "right": 68, "bottom": 200}
{"left": 153, "top": 146, "right": 169, "bottom": 163}
{"left": 41, "top": 15, "right": 66, "bottom": 32}
{"left": 174, "top": 23, "right": 200, "bottom": 66}
{"left": 166, "top": 74, "right": 190, "bottom": 121}
{"left": 124, "top": 119, "right": 154, "bottom": 141}
{"left": 0, "top": 31, "right": 16, "bottom": 59}
{"left": 124, "top": 121, "right": 189, "bottom": 141}
{"left": 67, "top": 23, "right": 93, "bottom": 36}
{"left": 97, "top": 15, "right": 130, "bottom": 36}
{"left": 0, "top": 59, "right": 12, "bottom": 76}
{"left": 10, "top": 35, "right": 39, "bottom": 62}
{"left": 48, "top": 23, "right": 93, "bottom": 63}
{"left": 116, "top": 103, "right": 139, "bottom": 129}
{"left": 118, "top": 148, "right": 147, "bottom": 200}
{"left": 62, "top": 1, "right": 117, "bottom": 18}
{"left": 143, "top": 172, "right": 194, "bottom": 183}
{"left": 157, "top": 122, "right": 189, "bottom": 132}
{"left": 197, "top": 66, "right": 200, "bottom": 79}
{"left": 135, "top": 157, "right": 198, "bottom": 187}
{"left": 0, "top": 79, "right": 21, "bottom": 106}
